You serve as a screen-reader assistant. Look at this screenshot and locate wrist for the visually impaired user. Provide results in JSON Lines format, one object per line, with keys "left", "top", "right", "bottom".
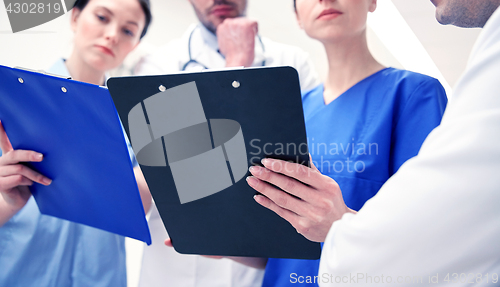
{"left": 347, "top": 207, "right": 357, "bottom": 215}
{"left": 225, "top": 53, "right": 254, "bottom": 67}
{"left": 0, "top": 196, "right": 24, "bottom": 227}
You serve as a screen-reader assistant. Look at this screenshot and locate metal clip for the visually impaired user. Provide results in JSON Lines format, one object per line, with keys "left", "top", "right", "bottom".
{"left": 14, "top": 66, "right": 72, "bottom": 80}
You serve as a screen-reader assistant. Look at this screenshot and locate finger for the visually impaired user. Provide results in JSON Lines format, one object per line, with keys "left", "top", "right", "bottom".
{"left": 309, "top": 154, "right": 320, "bottom": 172}
{"left": 0, "top": 121, "right": 13, "bottom": 154}
{"left": 247, "top": 176, "right": 308, "bottom": 216}
{"left": 202, "top": 255, "right": 223, "bottom": 260}
{"left": 249, "top": 166, "right": 314, "bottom": 202}
{"left": 0, "top": 175, "right": 34, "bottom": 191}
{"left": 250, "top": 21, "right": 258, "bottom": 34}
{"left": 261, "top": 158, "right": 324, "bottom": 188}
{"left": 0, "top": 150, "right": 44, "bottom": 166}
{"left": 0, "top": 164, "right": 51, "bottom": 186}
{"left": 164, "top": 238, "right": 173, "bottom": 247}
{"left": 253, "top": 194, "right": 301, "bottom": 229}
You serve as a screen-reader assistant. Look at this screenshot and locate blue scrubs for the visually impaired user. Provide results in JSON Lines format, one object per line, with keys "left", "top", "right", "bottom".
{"left": 262, "top": 68, "right": 448, "bottom": 286}
{"left": 0, "top": 59, "right": 137, "bottom": 286}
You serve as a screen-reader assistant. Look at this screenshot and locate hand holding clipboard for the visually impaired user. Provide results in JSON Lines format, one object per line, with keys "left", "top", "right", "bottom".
{"left": 0, "top": 121, "right": 52, "bottom": 226}
{"left": 0, "top": 65, "right": 151, "bottom": 244}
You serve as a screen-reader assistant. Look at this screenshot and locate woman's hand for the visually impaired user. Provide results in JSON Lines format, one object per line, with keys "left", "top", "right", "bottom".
{"left": 247, "top": 157, "right": 356, "bottom": 242}
{"left": 164, "top": 238, "right": 268, "bottom": 269}
{"left": 0, "top": 121, "right": 52, "bottom": 226}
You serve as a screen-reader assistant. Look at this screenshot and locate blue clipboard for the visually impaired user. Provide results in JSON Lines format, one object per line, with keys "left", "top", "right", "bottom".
{"left": 0, "top": 65, "right": 151, "bottom": 244}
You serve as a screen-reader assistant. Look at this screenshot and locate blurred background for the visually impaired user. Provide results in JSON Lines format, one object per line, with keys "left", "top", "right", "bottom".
{"left": 0, "top": 0, "right": 482, "bottom": 286}
{"left": 0, "top": 0, "right": 481, "bottom": 90}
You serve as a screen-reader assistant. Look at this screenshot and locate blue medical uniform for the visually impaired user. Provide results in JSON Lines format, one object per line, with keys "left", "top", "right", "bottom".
{"left": 262, "top": 68, "right": 448, "bottom": 286}
{"left": 0, "top": 59, "right": 137, "bottom": 286}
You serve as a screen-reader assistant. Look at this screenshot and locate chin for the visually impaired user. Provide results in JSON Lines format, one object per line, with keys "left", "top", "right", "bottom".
{"left": 435, "top": 10, "right": 448, "bottom": 25}
{"left": 434, "top": 6, "right": 451, "bottom": 25}
{"left": 87, "top": 56, "right": 116, "bottom": 72}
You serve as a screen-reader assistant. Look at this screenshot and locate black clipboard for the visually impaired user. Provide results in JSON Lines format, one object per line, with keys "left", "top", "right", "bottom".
{"left": 107, "top": 66, "right": 321, "bottom": 259}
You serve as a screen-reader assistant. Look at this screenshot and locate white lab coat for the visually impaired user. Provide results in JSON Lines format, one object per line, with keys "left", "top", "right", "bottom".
{"left": 318, "top": 7, "right": 500, "bottom": 287}
{"left": 134, "top": 24, "right": 320, "bottom": 287}
{"left": 135, "top": 23, "right": 320, "bottom": 93}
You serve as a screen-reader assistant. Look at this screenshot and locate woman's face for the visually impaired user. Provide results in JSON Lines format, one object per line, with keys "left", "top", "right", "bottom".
{"left": 71, "top": 0, "right": 146, "bottom": 71}
{"left": 295, "top": 0, "right": 377, "bottom": 43}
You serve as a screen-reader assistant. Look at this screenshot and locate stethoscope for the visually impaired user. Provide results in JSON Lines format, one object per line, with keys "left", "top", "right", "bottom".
{"left": 181, "top": 26, "right": 267, "bottom": 72}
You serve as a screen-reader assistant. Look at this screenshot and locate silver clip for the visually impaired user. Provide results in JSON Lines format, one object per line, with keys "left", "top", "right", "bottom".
{"left": 14, "top": 66, "right": 72, "bottom": 80}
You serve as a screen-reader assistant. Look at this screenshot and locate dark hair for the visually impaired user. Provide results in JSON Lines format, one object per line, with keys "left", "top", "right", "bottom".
{"left": 73, "top": 0, "right": 152, "bottom": 39}
{"left": 293, "top": 0, "right": 296, "bottom": 11}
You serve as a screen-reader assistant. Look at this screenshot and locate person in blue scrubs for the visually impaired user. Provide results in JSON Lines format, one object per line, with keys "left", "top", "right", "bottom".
{"left": 245, "top": 0, "right": 448, "bottom": 286}
{"left": 0, "top": 0, "right": 152, "bottom": 286}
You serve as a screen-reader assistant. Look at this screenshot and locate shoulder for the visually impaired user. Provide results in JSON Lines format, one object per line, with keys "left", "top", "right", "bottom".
{"left": 302, "top": 84, "right": 324, "bottom": 98}
{"left": 261, "top": 37, "right": 310, "bottom": 61}
{"left": 377, "top": 68, "right": 447, "bottom": 102}
{"left": 135, "top": 26, "right": 195, "bottom": 75}
{"left": 46, "top": 58, "right": 70, "bottom": 77}
{"left": 136, "top": 39, "right": 184, "bottom": 71}
{"left": 301, "top": 84, "right": 324, "bottom": 112}
{"left": 379, "top": 68, "right": 443, "bottom": 89}
{"left": 468, "top": 7, "right": 500, "bottom": 67}
{"left": 260, "top": 37, "right": 320, "bottom": 90}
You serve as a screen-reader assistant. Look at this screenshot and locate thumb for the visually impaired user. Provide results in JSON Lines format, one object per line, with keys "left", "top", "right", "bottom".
{"left": 252, "top": 22, "right": 259, "bottom": 35}
{"left": 309, "top": 154, "right": 319, "bottom": 172}
{"left": 164, "top": 238, "right": 173, "bottom": 247}
{"left": 0, "top": 121, "right": 13, "bottom": 154}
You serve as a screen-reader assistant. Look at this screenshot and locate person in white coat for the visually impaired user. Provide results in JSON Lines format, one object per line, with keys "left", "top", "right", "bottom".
{"left": 245, "top": 0, "right": 500, "bottom": 285}
{"left": 135, "top": 0, "right": 320, "bottom": 92}
{"left": 134, "top": 1, "right": 320, "bottom": 287}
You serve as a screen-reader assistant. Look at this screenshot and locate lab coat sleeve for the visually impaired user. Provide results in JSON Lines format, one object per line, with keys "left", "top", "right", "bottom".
{"left": 318, "top": 8, "right": 500, "bottom": 287}
{"left": 134, "top": 39, "right": 185, "bottom": 76}
{"left": 134, "top": 53, "right": 167, "bottom": 76}
{"left": 263, "top": 37, "right": 321, "bottom": 92}
{"left": 389, "top": 78, "right": 448, "bottom": 175}
{"left": 293, "top": 49, "right": 322, "bottom": 92}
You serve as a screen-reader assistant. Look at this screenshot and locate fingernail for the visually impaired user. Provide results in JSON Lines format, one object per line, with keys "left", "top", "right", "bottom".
{"left": 42, "top": 178, "right": 52, "bottom": 185}
{"left": 34, "top": 153, "right": 43, "bottom": 160}
{"left": 261, "top": 158, "right": 271, "bottom": 166}
{"left": 246, "top": 176, "right": 258, "bottom": 186}
{"left": 254, "top": 194, "right": 262, "bottom": 203}
{"left": 249, "top": 166, "right": 261, "bottom": 175}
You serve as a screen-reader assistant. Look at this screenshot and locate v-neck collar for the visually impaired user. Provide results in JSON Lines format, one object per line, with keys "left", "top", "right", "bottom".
{"left": 322, "top": 67, "right": 391, "bottom": 106}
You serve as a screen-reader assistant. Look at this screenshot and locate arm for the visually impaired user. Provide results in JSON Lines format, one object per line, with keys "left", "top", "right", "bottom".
{"left": 319, "top": 109, "right": 500, "bottom": 285}
{"left": 0, "top": 121, "right": 52, "bottom": 227}
{"left": 389, "top": 78, "right": 448, "bottom": 175}
{"left": 164, "top": 238, "right": 268, "bottom": 269}
{"left": 133, "top": 166, "right": 151, "bottom": 213}
{"left": 248, "top": 157, "right": 355, "bottom": 242}
{"left": 217, "top": 18, "right": 258, "bottom": 67}
{"left": 293, "top": 49, "right": 321, "bottom": 93}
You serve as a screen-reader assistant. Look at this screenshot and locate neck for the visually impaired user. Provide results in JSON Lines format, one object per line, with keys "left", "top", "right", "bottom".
{"left": 65, "top": 51, "right": 106, "bottom": 86}
{"left": 322, "top": 30, "right": 384, "bottom": 105}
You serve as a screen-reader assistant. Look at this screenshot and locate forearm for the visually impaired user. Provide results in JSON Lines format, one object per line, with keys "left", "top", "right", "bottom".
{"left": 225, "top": 55, "right": 253, "bottom": 67}
{"left": 227, "top": 256, "right": 268, "bottom": 269}
{"left": 0, "top": 195, "right": 22, "bottom": 227}
{"left": 133, "top": 166, "right": 152, "bottom": 213}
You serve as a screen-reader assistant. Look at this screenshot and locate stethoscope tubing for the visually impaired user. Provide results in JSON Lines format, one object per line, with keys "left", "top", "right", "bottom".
{"left": 181, "top": 25, "right": 266, "bottom": 71}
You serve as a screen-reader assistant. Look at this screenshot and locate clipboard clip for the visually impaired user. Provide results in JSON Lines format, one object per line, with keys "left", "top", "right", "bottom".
{"left": 14, "top": 66, "right": 72, "bottom": 80}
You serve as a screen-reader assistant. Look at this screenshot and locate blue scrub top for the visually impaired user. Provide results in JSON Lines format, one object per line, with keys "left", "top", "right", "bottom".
{"left": 262, "top": 68, "right": 448, "bottom": 286}
{"left": 0, "top": 59, "right": 138, "bottom": 286}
